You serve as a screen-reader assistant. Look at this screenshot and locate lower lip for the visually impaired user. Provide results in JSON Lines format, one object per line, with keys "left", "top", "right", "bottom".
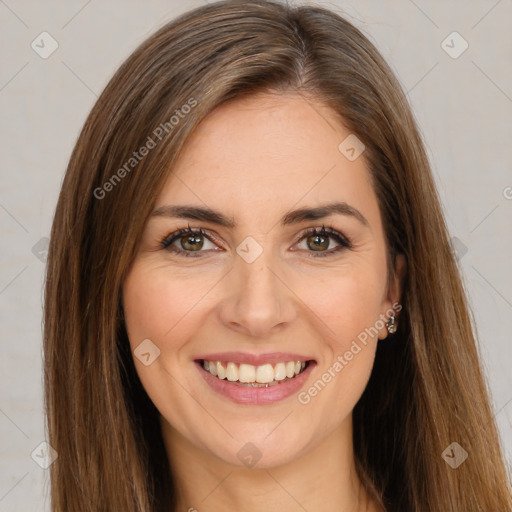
{"left": 196, "top": 361, "right": 316, "bottom": 405}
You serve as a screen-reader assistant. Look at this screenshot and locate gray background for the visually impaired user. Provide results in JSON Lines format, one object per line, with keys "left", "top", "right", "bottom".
{"left": 1, "top": 0, "right": 511, "bottom": 509}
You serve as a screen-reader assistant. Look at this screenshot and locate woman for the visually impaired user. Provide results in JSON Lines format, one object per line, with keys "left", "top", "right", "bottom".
{"left": 43, "top": 1, "right": 512, "bottom": 510}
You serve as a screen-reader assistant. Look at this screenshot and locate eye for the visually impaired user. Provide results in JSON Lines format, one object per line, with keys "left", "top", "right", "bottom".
{"left": 160, "top": 225, "right": 220, "bottom": 258}
{"left": 160, "top": 224, "right": 352, "bottom": 259}
{"left": 293, "top": 225, "right": 352, "bottom": 258}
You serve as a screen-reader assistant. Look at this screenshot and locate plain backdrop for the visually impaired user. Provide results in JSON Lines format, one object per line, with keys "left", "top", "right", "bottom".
{"left": 1, "top": 0, "right": 511, "bottom": 509}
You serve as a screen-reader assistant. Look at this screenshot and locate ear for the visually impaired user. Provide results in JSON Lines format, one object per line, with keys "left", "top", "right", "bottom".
{"left": 378, "top": 253, "right": 406, "bottom": 340}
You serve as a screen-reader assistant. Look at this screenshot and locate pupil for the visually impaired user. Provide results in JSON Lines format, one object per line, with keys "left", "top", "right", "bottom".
{"left": 183, "top": 234, "right": 204, "bottom": 251}
{"left": 309, "top": 234, "right": 328, "bottom": 251}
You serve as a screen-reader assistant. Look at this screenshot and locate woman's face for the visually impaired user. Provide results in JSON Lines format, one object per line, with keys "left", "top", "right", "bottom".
{"left": 123, "top": 92, "right": 401, "bottom": 468}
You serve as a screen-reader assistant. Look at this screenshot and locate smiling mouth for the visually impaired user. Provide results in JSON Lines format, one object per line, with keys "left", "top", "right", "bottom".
{"left": 199, "top": 359, "right": 311, "bottom": 387}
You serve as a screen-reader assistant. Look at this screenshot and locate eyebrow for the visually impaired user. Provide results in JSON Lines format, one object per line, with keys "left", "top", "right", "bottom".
{"left": 151, "top": 201, "right": 369, "bottom": 228}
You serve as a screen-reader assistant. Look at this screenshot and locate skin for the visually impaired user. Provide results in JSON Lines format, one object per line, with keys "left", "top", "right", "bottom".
{"left": 123, "top": 92, "right": 404, "bottom": 512}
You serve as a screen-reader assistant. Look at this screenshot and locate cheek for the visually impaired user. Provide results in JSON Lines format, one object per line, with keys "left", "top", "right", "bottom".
{"left": 122, "top": 263, "right": 211, "bottom": 346}
{"left": 121, "top": 264, "right": 209, "bottom": 436}
{"left": 293, "top": 262, "right": 385, "bottom": 422}
{"left": 298, "top": 262, "right": 386, "bottom": 347}
{"left": 121, "top": 264, "right": 203, "bottom": 415}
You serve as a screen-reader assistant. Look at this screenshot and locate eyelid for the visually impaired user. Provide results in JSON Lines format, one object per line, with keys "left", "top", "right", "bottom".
{"left": 292, "top": 225, "right": 352, "bottom": 248}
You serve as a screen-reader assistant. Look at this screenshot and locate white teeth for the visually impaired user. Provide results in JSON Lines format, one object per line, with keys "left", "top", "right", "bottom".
{"left": 203, "top": 359, "right": 307, "bottom": 384}
{"left": 256, "top": 364, "right": 274, "bottom": 384}
{"left": 216, "top": 361, "right": 226, "bottom": 379}
{"left": 239, "top": 363, "right": 256, "bottom": 383}
{"left": 226, "top": 362, "right": 238, "bottom": 382}
{"left": 274, "top": 362, "right": 287, "bottom": 381}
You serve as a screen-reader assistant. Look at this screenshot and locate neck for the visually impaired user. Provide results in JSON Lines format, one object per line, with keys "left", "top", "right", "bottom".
{"left": 162, "top": 415, "right": 381, "bottom": 512}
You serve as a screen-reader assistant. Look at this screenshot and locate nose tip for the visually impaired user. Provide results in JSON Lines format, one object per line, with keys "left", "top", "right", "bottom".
{"left": 218, "top": 257, "right": 296, "bottom": 338}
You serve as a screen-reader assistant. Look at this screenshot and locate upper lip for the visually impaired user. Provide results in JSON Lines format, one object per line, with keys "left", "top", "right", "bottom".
{"left": 195, "top": 352, "right": 314, "bottom": 366}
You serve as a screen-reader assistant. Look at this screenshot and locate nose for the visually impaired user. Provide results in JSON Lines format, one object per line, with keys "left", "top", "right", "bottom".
{"left": 217, "top": 248, "right": 297, "bottom": 338}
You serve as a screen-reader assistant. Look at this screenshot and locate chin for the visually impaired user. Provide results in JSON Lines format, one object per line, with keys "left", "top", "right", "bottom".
{"left": 205, "top": 423, "right": 313, "bottom": 470}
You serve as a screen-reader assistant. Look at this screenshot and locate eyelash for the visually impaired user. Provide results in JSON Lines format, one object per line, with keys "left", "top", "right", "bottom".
{"left": 159, "top": 224, "right": 353, "bottom": 259}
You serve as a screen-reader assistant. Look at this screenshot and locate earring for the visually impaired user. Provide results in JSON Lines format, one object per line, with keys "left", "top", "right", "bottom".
{"left": 387, "top": 314, "right": 397, "bottom": 334}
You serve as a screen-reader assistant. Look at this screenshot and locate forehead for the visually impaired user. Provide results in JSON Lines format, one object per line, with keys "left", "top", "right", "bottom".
{"left": 156, "top": 92, "right": 377, "bottom": 227}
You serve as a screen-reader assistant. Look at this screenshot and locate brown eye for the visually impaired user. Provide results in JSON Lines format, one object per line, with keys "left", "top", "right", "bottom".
{"left": 295, "top": 226, "right": 352, "bottom": 258}
{"left": 161, "top": 227, "right": 218, "bottom": 257}
{"left": 178, "top": 232, "right": 205, "bottom": 251}
{"left": 306, "top": 232, "right": 330, "bottom": 252}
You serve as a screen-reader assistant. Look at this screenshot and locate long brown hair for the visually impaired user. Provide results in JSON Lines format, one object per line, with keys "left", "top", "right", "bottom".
{"left": 43, "top": 1, "right": 512, "bottom": 510}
